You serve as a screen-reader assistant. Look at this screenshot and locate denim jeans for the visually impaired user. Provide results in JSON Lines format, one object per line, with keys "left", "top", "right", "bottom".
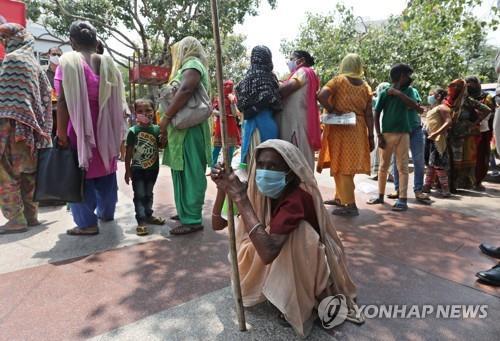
{"left": 393, "top": 125, "right": 425, "bottom": 192}
{"left": 131, "top": 168, "right": 159, "bottom": 224}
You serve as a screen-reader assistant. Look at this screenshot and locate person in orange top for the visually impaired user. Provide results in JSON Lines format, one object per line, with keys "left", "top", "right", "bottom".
{"left": 317, "top": 54, "right": 375, "bottom": 217}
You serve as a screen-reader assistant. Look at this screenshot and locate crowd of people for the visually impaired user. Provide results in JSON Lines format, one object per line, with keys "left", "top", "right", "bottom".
{"left": 1, "top": 18, "right": 500, "bottom": 337}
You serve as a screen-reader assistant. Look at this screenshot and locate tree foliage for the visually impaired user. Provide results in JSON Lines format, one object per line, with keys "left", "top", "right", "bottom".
{"left": 27, "top": 0, "right": 275, "bottom": 67}
{"left": 205, "top": 33, "right": 249, "bottom": 91}
{"left": 282, "top": 0, "right": 500, "bottom": 94}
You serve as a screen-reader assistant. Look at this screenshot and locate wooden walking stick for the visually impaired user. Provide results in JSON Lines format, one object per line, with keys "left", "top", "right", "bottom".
{"left": 210, "top": 0, "right": 247, "bottom": 332}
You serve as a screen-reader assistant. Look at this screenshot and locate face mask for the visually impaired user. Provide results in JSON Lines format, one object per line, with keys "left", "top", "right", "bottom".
{"left": 49, "top": 55, "right": 60, "bottom": 65}
{"left": 427, "top": 95, "right": 437, "bottom": 106}
{"left": 287, "top": 59, "right": 297, "bottom": 73}
{"left": 136, "top": 114, "right": 151, "bottom": 125}
{"left": 255, "top": 169, "right": 289, "bottom": 199}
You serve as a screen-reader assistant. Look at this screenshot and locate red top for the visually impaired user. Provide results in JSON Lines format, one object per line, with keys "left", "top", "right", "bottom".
{"left": 270, "top": 186, "right": 319, "bottom": 235}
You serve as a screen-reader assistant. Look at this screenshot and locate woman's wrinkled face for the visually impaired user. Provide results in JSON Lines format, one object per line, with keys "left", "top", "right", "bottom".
{"left": 256, "top": 149, "right": 289, "bottom": 172}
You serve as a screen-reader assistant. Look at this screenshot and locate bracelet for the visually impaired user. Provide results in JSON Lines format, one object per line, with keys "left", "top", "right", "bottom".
{"left": 212, "top": 212, "right": 221, "bottom": 217}
{"left": 248, "top": 223, "right": 263, "bottom": 236}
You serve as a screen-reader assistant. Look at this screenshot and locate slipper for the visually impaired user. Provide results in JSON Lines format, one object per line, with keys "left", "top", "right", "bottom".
{"left": 27, "top": 220, "right": 41, "bottom": 227}
{"left": 387, "top": 191, "right": 399, "bottom": 199}
{"left": 66, "top": 227, "right": 99, "bottom": 236}
{"left": 392, "top": 200, "right": 408, "bottom": 212}
{"left": 170, "top": 225, "right": 204, "bottom": 235}
{"left": 147, "top": 216, "right": 166, "bottom": 225}
{"left": 367, "top": 197, "right": 384, "bottom": 205}
{"left": 332, "top": 206, "right": 359, "bottom": 217}
{"left": 324, "top": 199, "right": 342, "bottom": 206}
{"left": 415, "top": 191, "right": 431, "bottom": 201}
{"left": 170, "top": 215, "right": 180, "bottom": 221}
{"left": 0, "top": 227, "right": 28, "bottom": 234}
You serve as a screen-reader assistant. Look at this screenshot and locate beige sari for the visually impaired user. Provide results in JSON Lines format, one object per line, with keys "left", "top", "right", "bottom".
{"left": 234, "top": 139, "right": 359, "bottom": 337}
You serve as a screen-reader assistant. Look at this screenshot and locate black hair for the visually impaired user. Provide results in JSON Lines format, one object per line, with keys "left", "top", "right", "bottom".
{"left": 47, "top": 46, "right": 62, "bottom": 55}
{"left": 134, "top": 98, "right": 155, "bottom": 111}
{"left": 390, "top": 63, "right": 413, "bottom": 82}
{"left": 465, "top": 75, "right": 480, "bottom": 85}
{"left": 433, "top": 87, "right": 447, "bottom": 100}
{"left": 96, "top": 40, "right": 104, "bottom": 55}
{"left": 69, "top": 20, "right": 97, "bottom": 48}
{"left": 293, "top": 50, "right": 315, "bottom": 66}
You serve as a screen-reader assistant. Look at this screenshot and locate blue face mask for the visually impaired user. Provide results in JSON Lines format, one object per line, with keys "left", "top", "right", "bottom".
{"left": 287, "top": 59, "right": 297, "bottom": 73}
{"left": 428, "top": 95, "right": 437, "bottom": 106}
{"left": 255, "top": 169, "right": 289, "bottom": 199}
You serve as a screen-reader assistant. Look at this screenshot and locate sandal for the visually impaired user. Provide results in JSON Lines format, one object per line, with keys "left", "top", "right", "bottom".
{"left": 170, "top": 225, "right": 204, "bottom": 236}
{"left": 324, "top": 199, "right": 342, "bottom": 206}
{"left": 387, "top": 191, "right": 399, "bottom": 199}
{"left": 391, "top": 200, "right": 408, "bottom": 212}
{"left": 147, "top": 216, "right": 166, "bottom": 225}
{"left": 27, "top": 219, "right": 41, "bottom": 227}
{"left": 367, "top": 197, "right": 384, "bottom": 205}
{"left": 415, "top": 191, "right": 431, "bottom": 201}
{"left": 136, "top": 225, "right": 149, "bottom": 236}
{"left": 66, "top": 226, "right": 99, "bottom": 236}
{"left": 332, "top": 206, "right": 359, "bottom": 217}
{"left": 0, "top": 227, "right": 28, "bottom": 234}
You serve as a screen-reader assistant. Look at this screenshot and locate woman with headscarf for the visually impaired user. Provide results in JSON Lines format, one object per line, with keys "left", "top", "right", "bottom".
{"left": 236, "top": 46, "right": 282, "bottom": 165}
{"left": 159, "top": 36, "right": 212, "bottom": 235}
{"left": 316, "top": 54, "right": 374, "bottom": 217}
{"left": 422, "top": 82, "right": 460, "bottom": 197}
{"left": 278, "top": 50, "right": 321, "bottom": 170}
{"left": 212, "top": 79, "right": 240, "bottom": 166}
{"left": 447, "top": 79, "right": 491, "bottom": 192}
{"left": 0, "top": 23, "right": 52, "bottom": 234}
{"left": 54, "top": 21, "right": 127, "bottom": 235}
{"left": 211, "top": 139, "right": 362, "bottom": 337}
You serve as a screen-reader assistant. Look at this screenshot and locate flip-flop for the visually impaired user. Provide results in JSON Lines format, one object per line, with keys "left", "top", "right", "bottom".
{"left": 66, "top": 227, "right": 99, "bottom": 236}
{"left": 170, "top": 225, "right": 204, "bottom": 235}
{"left": 387, "top": 191, "right": 399, "bottom": 199}
{"left": 392, "top": 200, "right": 408, "bottom": 212}
{"left": 332, "top": 206, "right": 359, "bottom": 217}
{"left": 323, "top": 199, "right": 342, "bottom": 206}
{"left": 0, "top": 227, "right": 28, "bottom": 234}
{"left": 367, "top": 197, "right": 384, "bottom": 205}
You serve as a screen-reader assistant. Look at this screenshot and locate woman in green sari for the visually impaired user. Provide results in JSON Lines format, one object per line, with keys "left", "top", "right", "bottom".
{"left": 160, "top": 36, "right": 211, "bottom": 235}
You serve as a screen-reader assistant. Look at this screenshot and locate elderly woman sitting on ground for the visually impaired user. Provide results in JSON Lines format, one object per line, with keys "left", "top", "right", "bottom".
{"left": 210, "top": 139, "right": 362, "bottom": 337}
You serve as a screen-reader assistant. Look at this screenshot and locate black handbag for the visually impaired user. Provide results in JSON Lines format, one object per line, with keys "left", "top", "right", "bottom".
{"left": 34, "top": 139, "right": 85, "bottom": 203}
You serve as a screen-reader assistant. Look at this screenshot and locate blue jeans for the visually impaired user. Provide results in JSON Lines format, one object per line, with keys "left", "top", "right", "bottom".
{"left": 393, "top": 126, "right": 425, "bottom": 192}
{"left": 71, "top": 172, "right": 118, "bottom": 228}
{"left": 131, "top": 168, "right": 159, "bottom": 224}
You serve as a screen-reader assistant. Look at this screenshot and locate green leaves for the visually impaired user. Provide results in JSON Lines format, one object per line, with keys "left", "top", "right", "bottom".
{"left": 27, "top": 0, "right": 273, "bottom": 65}
{"left": 282, "top": 0, "right": 500, "bottom": 93}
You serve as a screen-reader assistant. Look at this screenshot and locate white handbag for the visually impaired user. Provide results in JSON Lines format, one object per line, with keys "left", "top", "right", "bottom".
{"left": 158, "top": 80, "right": 212, "bottom": 130}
